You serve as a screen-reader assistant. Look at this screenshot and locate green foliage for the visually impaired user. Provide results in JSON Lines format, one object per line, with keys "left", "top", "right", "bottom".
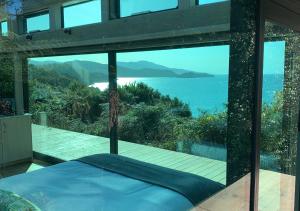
{"left": 28, "top": 65, "right": 285, "bottom": 157}
{"left": 0, "top": 57, "right": 15, "bottom": 98}
{"left": 261, "top": 92, "right": 283, "bottom": 154}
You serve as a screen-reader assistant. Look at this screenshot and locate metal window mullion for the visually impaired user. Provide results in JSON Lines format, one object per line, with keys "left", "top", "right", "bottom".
{"left": 178, "top": 0, "right": 197, "bottom": 9}
{"left": 250, "top": 0, "right": 265, "bottom": 210}
{"left": 49, "top": 4, "right": 63, "bottom": 31}
{"left": 108, "top": 52, "right": 118, "bottom": 154}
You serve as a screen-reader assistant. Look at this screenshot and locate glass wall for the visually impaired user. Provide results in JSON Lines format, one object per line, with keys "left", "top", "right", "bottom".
{"left": 28, "top": 54, "right": 110, "bottom": 159}
{"left": 3, "top": 0, "right": 298, "bottom": 209}
{"left": 120, "top": 0, "right": 178, "bottom": 17}
{"left": 63, "top": 0, "right": 102, "bottom": 28}
{"left": 25, "top": 12, "right": 50, "bottom": 33}
{"left": 259, "top": 21, "right": 300, "bottom": 211}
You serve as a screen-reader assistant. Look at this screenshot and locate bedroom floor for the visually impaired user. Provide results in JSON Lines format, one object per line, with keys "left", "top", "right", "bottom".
{"left": 0, "top": 161, "right": 44, "bottom": 179}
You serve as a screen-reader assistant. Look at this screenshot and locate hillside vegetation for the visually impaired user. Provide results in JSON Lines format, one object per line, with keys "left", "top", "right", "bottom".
{"left": 29, "top": 64, "right": 284, "bottom": 163}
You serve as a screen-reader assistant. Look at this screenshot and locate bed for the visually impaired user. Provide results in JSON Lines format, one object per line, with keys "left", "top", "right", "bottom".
{"left": 0, "top": 154, "right": 224, "bottom": 211}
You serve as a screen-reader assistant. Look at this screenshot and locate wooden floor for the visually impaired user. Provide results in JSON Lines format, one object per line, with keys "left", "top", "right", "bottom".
{"left": 197, "top": 171, "right": 295, "bottom": 211}
{"left": 32, "top": 124, "right": 296, "bottom": 211}
{"left": 0, "top": 162, "right": 44, "bottom": 179}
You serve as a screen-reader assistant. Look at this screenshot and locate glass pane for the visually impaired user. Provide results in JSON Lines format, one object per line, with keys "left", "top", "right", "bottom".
{"left": 114, "top": 46, "right": 229, "bottom": 203}
{"left": 26, "top": 13, "right": 50, "bottom": 33}
{"left": 63, "top": 0, "right": 101, "bottom": 28}
{"left": 259, "top": 21, "right": 300, "bottom": 211}
{"left": 1, "top": 21, "right": 8, "bottom": 36}
{"left": 121, "top": 0, "right": 178, "bottom": 17}
{"left": 198, "top": 0, "right": 229, "bottom": 5}
{"left": 29, "top": 54, "right": 110, "bottom": 160}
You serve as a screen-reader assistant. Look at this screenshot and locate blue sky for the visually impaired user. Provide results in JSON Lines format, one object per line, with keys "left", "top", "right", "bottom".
{"left": 32, "top": 41, "right": 285, "bottom": 75}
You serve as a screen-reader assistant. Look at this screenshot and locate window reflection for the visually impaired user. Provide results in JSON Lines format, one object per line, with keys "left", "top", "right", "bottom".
{"left": 26, "top": 12, "right": 50, "bottom": 33}
{"left": 28, "top": 54, "right": 110, "bottom": 159}
{"left": 198, "top": 0, "right": 228, "bottom": 5}
{"left": 121, "top": 0, "right": 178, "bottom": 17}
{"left": 63, "top": 0, "right": 101, "bottom": 28}
{"left": 1, "top": 21, "right": 8, "bottom": 36}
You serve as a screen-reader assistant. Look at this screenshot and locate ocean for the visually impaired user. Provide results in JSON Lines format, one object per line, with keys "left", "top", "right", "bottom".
{"left": 92, "top": 74, "right": 284, "bottom": 116}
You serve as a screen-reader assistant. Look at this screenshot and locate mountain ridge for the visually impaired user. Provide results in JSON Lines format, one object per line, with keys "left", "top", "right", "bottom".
{"left": 29, "top": 60, "right": 214, "bottom": 85}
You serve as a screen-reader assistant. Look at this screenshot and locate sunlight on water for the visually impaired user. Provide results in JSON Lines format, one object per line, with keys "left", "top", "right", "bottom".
{"left": 91, "top": 78, "right": 139, "bottom": 91}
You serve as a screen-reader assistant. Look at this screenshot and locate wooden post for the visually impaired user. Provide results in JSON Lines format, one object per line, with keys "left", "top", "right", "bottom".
{"left": 178, "top": 0, "right": 197, "bottom": 9}
{"left": 49, "top": 4, "right": 63, "bottom": 30}
{"left": 13, "top": 53, "right": 24, "bottom": 115}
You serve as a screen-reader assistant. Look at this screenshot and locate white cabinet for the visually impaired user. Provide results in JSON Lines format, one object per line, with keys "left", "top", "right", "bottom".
{"left": 0, "top": 115, "right": 32, "bottom": 166}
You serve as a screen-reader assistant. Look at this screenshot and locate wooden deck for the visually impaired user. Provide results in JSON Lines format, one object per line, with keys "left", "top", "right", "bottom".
{"left": 32, "top": 124, "right": 227, "bottom": 184}
{"left": 32, "top": 124, "right": 296, "bottom": 210}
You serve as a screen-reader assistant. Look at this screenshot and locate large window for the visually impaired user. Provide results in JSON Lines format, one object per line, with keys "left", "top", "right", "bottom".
{"left": 25, "top": 12, "right": 50, "bottom": 33}
{"left": 120, "top": 0, "right": 178, "bottom": 17}
{"left": 29, "top": 54, "right": 109, "bottom": 159}
{"left": 63, "top": 0, "right": 101, "bottom": 28}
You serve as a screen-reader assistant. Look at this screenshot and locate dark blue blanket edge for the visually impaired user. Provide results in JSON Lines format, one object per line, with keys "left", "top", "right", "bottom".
{"left": 76, "top": 153, "right": 224, "bottom": 206}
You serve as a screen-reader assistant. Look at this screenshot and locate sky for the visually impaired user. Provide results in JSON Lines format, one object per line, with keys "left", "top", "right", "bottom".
{"left": 32, "top": 41, "right": 285, "bottom": 75}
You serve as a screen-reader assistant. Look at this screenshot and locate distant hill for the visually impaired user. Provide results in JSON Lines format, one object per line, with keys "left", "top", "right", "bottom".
{"left": 29, "top": 60, "right": 213, "bottom": 85}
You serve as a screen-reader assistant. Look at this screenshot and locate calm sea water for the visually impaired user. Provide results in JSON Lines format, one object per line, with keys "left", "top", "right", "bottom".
{"left": 92, "top": 74, "right": 284, "bottom": 116}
